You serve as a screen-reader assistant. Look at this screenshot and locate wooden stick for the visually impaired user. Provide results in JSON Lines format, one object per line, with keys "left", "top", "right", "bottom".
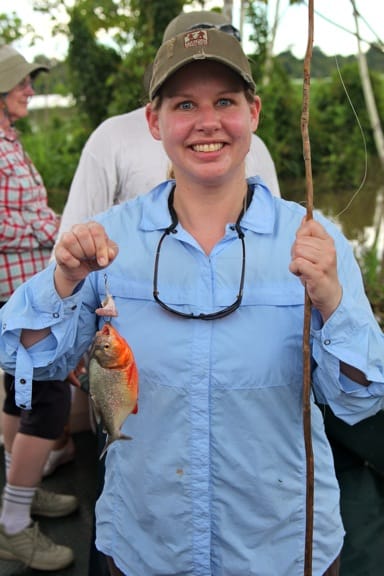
{"left": 301, "top": 1, "right": 315, "bottom": 575}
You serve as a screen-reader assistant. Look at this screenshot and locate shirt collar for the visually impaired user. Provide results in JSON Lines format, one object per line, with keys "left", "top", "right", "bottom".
{"left": 140, "top": 176, "right": 276, "bottom": 234}
{"left": 241, "top": 176, "right": 276, "bottom": 234}
{"left": 0, "top": 125, "right": 18, "bottom": 141}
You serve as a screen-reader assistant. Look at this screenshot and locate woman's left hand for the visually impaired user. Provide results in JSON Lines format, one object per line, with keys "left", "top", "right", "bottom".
{"left": 289, "top": 218, "right": 342, "bottom": 321}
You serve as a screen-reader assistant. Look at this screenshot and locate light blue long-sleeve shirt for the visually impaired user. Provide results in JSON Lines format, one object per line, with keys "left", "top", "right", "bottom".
{"left": 1, "top": 177, "right": 384, "bottom": 575}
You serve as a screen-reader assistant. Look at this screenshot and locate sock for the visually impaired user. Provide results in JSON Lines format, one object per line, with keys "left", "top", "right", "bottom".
{"left": 0, "top": 484, "right": 37, "bottom": 534}
{"left": 3, "top": 451, "right": 11, "bottom": 480}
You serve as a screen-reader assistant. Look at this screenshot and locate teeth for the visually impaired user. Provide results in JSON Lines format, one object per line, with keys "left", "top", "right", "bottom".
{"left": 192, "top": 143, "right": 223, "bottom": 152}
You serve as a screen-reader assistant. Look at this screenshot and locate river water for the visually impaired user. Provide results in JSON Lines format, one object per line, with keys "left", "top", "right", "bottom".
{"left": 281, "top": 159, "right": 384, "bottom": 261}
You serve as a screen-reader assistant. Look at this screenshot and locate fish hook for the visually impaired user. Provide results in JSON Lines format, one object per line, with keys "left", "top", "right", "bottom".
{"left": 95, "top": 273, "right": 118, "bottom": 322}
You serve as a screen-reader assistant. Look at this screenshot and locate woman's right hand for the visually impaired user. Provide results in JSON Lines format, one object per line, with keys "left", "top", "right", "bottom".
{"left": 54, "top": 221, "right": 119, "bottom": 298}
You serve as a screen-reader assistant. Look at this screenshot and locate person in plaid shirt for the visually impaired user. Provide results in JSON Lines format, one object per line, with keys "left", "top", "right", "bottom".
{"left": 0, "top": 46, "right": 77, "bottom": 571}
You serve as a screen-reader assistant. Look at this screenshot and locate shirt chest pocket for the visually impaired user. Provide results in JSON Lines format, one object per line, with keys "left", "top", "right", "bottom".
{"left": 212, "top": 281, "right": 306, "bottom": 391}
{"left": 95, "top": 274, "right": 152, "bottom": 308}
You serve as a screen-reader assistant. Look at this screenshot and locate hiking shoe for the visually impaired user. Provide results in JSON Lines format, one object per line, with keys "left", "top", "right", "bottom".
{"left": 31, "top": 488, "right": 78, "bottom": 518}
{"left": 0, "top": 521, "right": 74, "bottom": 570}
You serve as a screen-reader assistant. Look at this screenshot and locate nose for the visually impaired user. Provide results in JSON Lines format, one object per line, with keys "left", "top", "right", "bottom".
{"left": 17, "top": 77, "right": 35, "bottom": 94}
{"left": 196, "top": 104, "right": 220, "bottom": 132}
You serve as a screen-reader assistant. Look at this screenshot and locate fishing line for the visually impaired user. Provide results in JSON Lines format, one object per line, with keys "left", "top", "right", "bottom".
{"left": 288, "top": 60, "right": 368, "bottom": 221}
{"left": 331, "top": 55, "right": 368, "bottom": 219}
{"left": 300, "top": 2, "right": 372, "bottom": 221}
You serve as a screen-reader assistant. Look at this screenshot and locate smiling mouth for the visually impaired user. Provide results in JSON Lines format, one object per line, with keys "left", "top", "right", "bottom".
{"left": 192, "top": 143, "right": 224, "bottom": 152}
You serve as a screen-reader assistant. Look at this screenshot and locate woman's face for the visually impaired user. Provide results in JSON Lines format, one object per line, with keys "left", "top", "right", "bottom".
{"left": 2, "top": 76, "right": 34, "bottom": 124}
{"left": 147, "top": 61, "right": 261, "bottom": 187}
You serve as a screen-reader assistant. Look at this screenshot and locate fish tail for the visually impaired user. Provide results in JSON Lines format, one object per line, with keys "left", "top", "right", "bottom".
{"left": 98, "top": 434, "right": 133, "bottom": 461}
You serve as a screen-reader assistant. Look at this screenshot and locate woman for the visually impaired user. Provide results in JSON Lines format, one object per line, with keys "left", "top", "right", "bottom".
{"left": 1, "top": 30, "right": 384, "bottom": 576}
{"left": 0, "top": 45, "right": 76, "bottom": 571}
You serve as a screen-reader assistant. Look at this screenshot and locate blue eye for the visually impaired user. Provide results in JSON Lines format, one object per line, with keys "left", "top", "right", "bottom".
{"left": 178, "top": 101, "right": 193, "bottom": 110}
{"left": 217, "top": 98, "right": 231, "bottom": 107}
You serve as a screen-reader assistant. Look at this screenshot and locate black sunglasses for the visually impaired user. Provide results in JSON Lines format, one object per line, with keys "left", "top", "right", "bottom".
{"left": 153, "top": 186, "right": 253, "bottom": 320}
{"left": 187, "top": 23, "right": 242, "bottom": 43}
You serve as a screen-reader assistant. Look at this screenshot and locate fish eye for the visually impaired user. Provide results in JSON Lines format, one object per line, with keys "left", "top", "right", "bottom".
{"left": 104, "top": 344, "right": 110, "bottom": 350}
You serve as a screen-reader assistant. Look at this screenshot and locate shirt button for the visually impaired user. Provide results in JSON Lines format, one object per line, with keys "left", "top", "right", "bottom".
{"left": 19, "top": 378, "right": 26, "bottom": 384}
{"left": 324, "top": 339, "right": 331, "bottom": 345}
{"left": 53, "top": 312, "right": 60, "bottom": 318}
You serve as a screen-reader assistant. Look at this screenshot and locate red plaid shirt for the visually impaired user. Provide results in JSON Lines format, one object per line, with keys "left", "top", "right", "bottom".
{"left": 0, "top": 126, "right": 59, "bottom": 300}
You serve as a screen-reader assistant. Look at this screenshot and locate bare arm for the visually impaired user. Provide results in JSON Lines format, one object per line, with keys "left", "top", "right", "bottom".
{"left": 340, "top": 362, "right": 370, "bottom": 387}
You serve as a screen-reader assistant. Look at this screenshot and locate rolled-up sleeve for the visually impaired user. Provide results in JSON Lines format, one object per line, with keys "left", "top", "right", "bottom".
{"left": 312, "top": 290, "right": 384, "bottom": 424}
{"left": 0, "top": 262, "right": 97, "bottom": 409}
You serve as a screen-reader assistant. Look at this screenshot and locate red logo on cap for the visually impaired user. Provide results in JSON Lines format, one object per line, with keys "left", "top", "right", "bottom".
{"left": 184, "top": 29, "right": 209, "bottom": 48}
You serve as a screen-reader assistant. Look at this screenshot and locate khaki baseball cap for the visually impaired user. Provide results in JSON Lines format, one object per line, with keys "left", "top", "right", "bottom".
{"left": 162, "top": 10, "right": 237, "bottom": 42}
{"left": 149, "top": 27, "right": 255, "bottom": 100}
{"left": 0, "top": 45, "right": 49, "bottom": 93}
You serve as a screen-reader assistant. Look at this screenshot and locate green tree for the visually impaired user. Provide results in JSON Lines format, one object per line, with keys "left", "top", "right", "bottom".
{"left": 310, "top": 63, "right": 382, "bottom": 187}
{"left": 244, "top": 2, "right": 303, "bottom": 181}
{"left": 67, "top": 4, "right": 122, "bottom": 129}
{"left": 244, "top": 0, "right": 269, "bottom": 76}
{"left": 256, "top": 63, "right": 304, "bottom": 181}
{"left": 243, "top": 0, "right": 307, "bottom": 86}
{"left": 0, "top": 11, "right": 37, "bottom": 45}
{"left": 30, "top": 0, "right": 193, "bottom": 119}
{"left": 108, "top": 0, "right": 188, "bottom": 114}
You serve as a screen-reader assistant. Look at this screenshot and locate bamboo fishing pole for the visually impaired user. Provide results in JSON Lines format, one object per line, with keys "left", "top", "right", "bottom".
{"left": 301, "top": 1, "right": 315, "bottom": 575}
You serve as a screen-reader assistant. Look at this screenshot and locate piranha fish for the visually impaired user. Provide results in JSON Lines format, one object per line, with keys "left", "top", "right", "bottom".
{"left": 88, "top": 323, "right": 139, "bottom": 459}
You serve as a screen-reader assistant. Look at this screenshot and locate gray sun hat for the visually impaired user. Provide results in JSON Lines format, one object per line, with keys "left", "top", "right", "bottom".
{"left": 149, "top": 27, "right": 256, "bottom": 101}
{"left": 0, "top": 45, "right": 49, "bottom": 93}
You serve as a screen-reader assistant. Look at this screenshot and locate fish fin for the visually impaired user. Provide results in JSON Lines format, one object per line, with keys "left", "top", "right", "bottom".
{"left": 132, "top": 403, "right": 138, "bottom": 415}
{"left": 98, "top": 434, "right": 133, "bottom": 460}
{"left": 99, "top": 438, "right": 111, "bottom": 461}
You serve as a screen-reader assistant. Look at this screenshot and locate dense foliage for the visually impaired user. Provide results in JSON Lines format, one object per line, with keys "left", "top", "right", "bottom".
{"left": 67, "top": 5, "right": 122, "bottom": 128}
{"left": 2, "top": 1, "right": 383, "bottom": 314}
{"left": 6, "top": 0, "right": 380, "bottom": 203}
{"left": 27, "top": 64, "right": 384, "bottom": 209}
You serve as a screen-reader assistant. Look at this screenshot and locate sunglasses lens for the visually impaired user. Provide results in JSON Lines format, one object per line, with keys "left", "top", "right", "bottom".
{"left": 220, "top": 25, "right": 241, "bottom": 42}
